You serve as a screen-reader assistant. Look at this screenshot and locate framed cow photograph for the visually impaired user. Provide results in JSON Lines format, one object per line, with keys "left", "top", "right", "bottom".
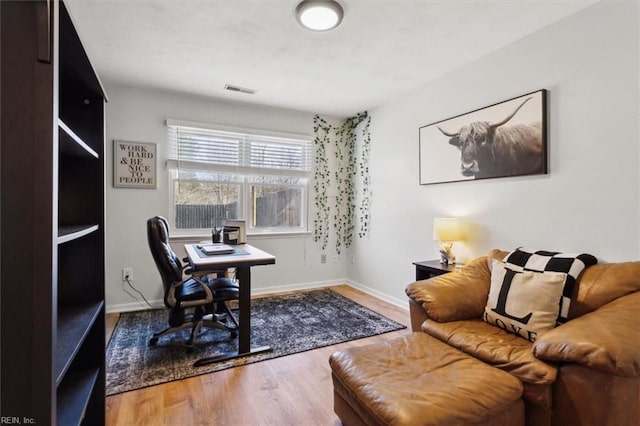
{"left": 419, "top": 89, "right": 547, "bottom": 185}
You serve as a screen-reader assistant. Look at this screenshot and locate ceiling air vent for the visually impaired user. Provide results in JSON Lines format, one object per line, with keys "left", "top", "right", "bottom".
{"left": 224, "top": 84, "right": 257, "bottom": 95}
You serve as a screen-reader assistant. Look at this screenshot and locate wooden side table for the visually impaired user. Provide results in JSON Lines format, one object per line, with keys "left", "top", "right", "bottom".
{"left": 412, "top": 260, "right": 459, "bottom": 281}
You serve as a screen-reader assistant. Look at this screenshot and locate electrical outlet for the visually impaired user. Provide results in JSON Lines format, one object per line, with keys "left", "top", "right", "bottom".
{"left": 122, "top": 267, "right": 133, "bottom": 281}
{"left": 320, "top": 254, "right": 327, "bottom": 264}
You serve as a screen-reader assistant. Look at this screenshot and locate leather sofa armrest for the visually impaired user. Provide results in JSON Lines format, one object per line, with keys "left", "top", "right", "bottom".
{"left": 533, "top": 291, "right": 640, "bottom": 376}
{"left": 405, "top": 256, "right": 491, "bottom": 322}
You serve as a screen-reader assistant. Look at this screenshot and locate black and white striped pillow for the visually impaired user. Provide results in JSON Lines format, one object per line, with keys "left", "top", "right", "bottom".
{"left": 503, "top": 248, "right": 597, "bottom": 325}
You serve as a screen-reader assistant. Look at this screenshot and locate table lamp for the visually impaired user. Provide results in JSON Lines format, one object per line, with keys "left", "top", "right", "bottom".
{"left": 433, "top": 218, "right": 464, "bottom": 265}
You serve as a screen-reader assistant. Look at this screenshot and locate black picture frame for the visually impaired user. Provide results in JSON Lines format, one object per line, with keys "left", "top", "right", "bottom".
{"left": 419, "top": 89, "right": 547, "bottom": 185}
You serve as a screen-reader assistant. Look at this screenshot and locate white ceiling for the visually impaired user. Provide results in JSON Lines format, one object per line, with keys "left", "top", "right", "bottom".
{"left": 66, "top": 0, "right": 599, "bottom": 117}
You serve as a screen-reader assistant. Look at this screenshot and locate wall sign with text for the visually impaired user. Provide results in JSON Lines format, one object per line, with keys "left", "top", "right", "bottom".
{"left": 113, "top": 140, "right": 157, "bottom": 189}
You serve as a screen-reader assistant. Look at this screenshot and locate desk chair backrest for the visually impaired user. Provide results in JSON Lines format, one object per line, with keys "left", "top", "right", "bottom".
{"left": 147, "top": 216, "right": 183, "bottom": 297}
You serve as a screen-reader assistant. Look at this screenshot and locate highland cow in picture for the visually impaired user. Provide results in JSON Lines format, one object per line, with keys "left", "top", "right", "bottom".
{"left": 419, "top": 90, "right": 547, "bottom": 185}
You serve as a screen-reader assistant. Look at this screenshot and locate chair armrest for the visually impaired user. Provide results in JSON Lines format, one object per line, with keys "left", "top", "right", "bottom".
{"left": 166, "top": 273, "right": 214, "bottom": 309}
{"left": 405, "top": 256, "right": 491, "bottom": 322}
{"left": 533, "top": 292, "right": 640, "bottom": 376}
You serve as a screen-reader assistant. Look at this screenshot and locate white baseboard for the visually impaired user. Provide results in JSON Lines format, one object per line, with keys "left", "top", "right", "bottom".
{"left": 106, "top": 279, "right": 408, "bottom": 313}
{"left": 344, "top": 279, "right": 409, "bottom": 310}
{"left": 250, "top": 279, "right": 345, "bottom": 295}
{"left": 107, "top": 300, "right": 165, "bottom": 313}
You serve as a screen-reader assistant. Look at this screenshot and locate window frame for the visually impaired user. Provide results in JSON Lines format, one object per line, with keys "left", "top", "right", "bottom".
{"left": 166, "top": 120, "right": 312, "bottom": 236}
{"left": 247, "top": 180, "right": 308, "bottom": 233}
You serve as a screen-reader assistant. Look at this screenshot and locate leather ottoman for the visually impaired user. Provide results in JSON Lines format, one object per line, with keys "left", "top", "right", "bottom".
{"left": 329, "top": 333, "right": 524, "bottom": 426}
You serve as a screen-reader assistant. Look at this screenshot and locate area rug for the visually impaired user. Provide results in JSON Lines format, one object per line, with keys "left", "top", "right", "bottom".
{"left": 106, "top": 288, "right": 406, "bottom": 395}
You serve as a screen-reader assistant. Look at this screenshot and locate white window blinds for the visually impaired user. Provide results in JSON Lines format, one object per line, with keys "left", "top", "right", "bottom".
{"left": 167, "top": 121, "right": 312, "bottom": 177}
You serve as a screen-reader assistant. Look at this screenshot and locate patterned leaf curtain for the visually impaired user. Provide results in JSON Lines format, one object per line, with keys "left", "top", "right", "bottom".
{"left": 313, "top": 112, "right": 371, "bottom": 254}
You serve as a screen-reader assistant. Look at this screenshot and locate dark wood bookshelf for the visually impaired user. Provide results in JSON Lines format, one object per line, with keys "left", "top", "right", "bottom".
{"left": 1, "top": 1, "right": 107, "bottom": 423}
{"left": 55, "top": 301, "right": 104, "bottom": 385}
{"left": 58, "top": 224, "right": 100, "bottom": 244}
{"left": 59, "top": 120, "right": 100, "bottom": 158}
{"left": 57, "top": 369, "right": 100, "bottom": 426}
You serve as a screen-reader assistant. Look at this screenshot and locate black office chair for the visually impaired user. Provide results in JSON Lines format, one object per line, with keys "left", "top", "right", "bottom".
{"left": 146, "top": 216, "right": 239, "bottom": 351}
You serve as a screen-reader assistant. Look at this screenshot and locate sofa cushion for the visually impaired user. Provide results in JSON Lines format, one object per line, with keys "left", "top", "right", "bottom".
{"left": 484, "top": 260, "right": 568, "bottom": 342}
{"left": 422, "top": 318, "right": 557, "bottom": 385}
{"left": 503, "top": 248, "right": 597, "bottom": 325}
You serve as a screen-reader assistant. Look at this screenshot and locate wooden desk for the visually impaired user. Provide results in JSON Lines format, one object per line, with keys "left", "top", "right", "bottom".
{"left": 184, "top": 243, "right": 276, "bottom": 367}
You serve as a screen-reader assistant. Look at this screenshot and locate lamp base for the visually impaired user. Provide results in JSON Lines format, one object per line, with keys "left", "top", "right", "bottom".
{"left": 438, "top": 248, "right": 456, "bottom": 266}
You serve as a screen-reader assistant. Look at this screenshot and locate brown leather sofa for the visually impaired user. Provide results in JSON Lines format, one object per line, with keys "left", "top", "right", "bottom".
{"left": 406, "top": 249, "right": 640, "bottom": 426}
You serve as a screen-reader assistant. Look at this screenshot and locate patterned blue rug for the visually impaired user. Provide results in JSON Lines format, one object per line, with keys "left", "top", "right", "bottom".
{"left": 106, "top": 288, "right": 406, "bottom": 395}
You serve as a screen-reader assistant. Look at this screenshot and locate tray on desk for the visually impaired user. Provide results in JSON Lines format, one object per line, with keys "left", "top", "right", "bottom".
{"left": 194, "top": 244, "right": 249, "bottom": 258}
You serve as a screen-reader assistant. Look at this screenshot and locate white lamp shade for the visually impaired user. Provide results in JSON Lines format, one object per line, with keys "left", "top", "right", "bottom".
{"left": 433, "top": 218, "right": 464, "bottom": 241}
{"left": 296, "top": 1, "right": 344, "bottom": 31}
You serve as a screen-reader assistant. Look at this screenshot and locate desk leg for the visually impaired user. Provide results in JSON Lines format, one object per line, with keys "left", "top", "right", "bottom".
{"left": 237, "top": 265, "right": 251, "bottom": 353}
{"left": 193, "top": 265, "right": 271, "bottom": 367}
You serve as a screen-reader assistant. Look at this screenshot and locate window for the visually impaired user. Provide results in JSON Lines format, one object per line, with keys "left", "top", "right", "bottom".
{"left": 167, "top": 121, "right": 312, "bottom": 235}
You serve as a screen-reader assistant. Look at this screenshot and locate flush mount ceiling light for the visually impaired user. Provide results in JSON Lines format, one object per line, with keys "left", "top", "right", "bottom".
{"left": 295, "top": 0, "right": 344, "bottom": 31}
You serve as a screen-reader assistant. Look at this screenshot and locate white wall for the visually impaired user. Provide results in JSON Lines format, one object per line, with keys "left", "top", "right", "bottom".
{"left": 105, "top": 2, "right": 640, "bottom": 311}
{"left": 348, "top": 1, "right": 640, "bottom": 303}
{"left": 105, "top": 86, "right": 347, "bottom": 311}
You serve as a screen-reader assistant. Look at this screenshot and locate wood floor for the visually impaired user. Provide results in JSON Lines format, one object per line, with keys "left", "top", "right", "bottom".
{"left": 105, "top": 284, "right": 411, "bottom": 425}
